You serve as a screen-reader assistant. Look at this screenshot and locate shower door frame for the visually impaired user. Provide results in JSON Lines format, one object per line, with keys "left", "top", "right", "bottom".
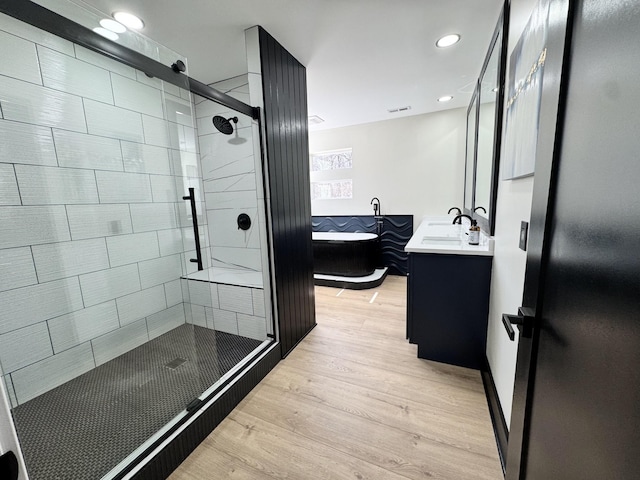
{"left": 0, "top": 2, "right": 280, "bottom": 479}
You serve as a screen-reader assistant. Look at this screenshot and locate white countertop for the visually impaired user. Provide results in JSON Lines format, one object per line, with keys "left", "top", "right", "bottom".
{"left": 405, "top": 216, "right": 494, "bottom": 256}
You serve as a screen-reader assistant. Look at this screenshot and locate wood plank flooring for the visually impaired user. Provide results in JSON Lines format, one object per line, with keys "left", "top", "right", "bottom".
{"left": 169, "top": 276, "right": 502, "bottom": 479}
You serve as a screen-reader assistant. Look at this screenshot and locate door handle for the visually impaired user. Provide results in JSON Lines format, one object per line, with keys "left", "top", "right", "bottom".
{"left": 502, "top": 307, "right": 536, "bottom": 340}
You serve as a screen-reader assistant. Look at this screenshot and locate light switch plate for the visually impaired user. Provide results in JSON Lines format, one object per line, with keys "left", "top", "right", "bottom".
{"left": 519, "top": 221, "right": 529, "bottom": 251}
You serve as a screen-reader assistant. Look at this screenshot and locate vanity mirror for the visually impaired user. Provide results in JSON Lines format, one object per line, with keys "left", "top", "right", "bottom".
{"left": 463, "top": 85, "right": 478, "bottom": 213}
{"left": 464, "top": 87, "right": 478, "bottom": 214}
{"left": 463, "top": 3, "right": 509, "bottom": 235}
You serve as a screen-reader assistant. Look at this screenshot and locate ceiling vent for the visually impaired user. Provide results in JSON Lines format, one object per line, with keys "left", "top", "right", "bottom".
{"left": 308, "top": 115, "right": 324, "bottom": 125}
{"left": 388, "top": 106, "right": 412, "bottom": 113}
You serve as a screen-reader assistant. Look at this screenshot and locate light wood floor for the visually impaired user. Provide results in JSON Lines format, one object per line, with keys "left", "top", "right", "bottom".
{"left": 169, "top": 276, "right": 502, "bottom": 479}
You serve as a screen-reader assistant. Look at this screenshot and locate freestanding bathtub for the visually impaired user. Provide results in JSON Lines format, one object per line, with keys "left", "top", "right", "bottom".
{"left": 312, "top": 232, "right": 380, "bottom": 277}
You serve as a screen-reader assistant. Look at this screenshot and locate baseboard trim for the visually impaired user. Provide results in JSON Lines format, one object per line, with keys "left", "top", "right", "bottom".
{"left": 481, "top": 358, "right": 509, "bottom": 475}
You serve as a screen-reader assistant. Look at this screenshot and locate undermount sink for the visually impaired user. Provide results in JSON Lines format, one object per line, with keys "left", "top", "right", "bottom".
{"left": 426, "top": 221, "right": 455, "bottom": 227}
{"left": 420, "top": 223, "right": 463, "bottom": 245}
{"left": 421, "top": 235, "right": 462, "bottom": 245}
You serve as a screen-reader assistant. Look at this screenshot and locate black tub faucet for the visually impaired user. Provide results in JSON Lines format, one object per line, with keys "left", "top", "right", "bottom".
{"left": 448, "top": 207, "right": 462, "bottom": 215}
{"left": 371, "top": 197, "right": 381, "bottom": 217}
{"left": 452, "top": 214, "right": 473, "bottom": 225}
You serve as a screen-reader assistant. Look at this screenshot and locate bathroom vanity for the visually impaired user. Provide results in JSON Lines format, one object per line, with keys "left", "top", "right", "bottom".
{"left": 405, "top": 217, "right": 494, "bottom": 370}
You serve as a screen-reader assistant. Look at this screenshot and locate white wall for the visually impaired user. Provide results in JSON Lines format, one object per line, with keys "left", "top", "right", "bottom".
{"left": 309, "top": 109, "right": 466, "bottom": 226}
{"left": 485, "top": 0, "right": 539, "bottom": 427}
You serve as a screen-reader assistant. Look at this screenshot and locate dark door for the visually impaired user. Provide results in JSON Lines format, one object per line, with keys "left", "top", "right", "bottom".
{"left": 507, "top": 0, "right": 640, "bottom": 478}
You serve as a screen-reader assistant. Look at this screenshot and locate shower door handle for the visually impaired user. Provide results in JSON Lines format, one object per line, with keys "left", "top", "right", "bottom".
{"left": 182, "top": 187, "right": 204, "bottom": 271}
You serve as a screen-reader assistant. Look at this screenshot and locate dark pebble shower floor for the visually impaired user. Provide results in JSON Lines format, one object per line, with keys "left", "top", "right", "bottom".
{"left": 11, "top": 324, "right": 261, "bottom": 480}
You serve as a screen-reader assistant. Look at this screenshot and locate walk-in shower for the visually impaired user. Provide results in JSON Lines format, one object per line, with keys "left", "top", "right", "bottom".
{"left": 0, "top": 2, "right": 276, "bottom": 479}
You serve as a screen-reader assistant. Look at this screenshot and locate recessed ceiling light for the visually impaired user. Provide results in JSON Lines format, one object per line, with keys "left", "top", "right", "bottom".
{"left": 308, "top": 115, "right": 325, "bottom": 125}
{"left": 93, "top": 27, "right": 119, "bottom": 41}
{"left": 113, "top": 11, "right": 144, "bottom": 30}
{"left": 492, "top": 87, "right": 499, "bottom": 93}
{"left": 436, "top": 34, "right": 461, "bottom": 48}
{"left": 99, "top": 18, "right": 126, "bottom": 33}
{"left": 438, "top": 95, "right": 454, "bottom": 102}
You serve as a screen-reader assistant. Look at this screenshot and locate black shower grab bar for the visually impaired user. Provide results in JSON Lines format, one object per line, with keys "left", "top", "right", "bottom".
{"left": 182, "top": 187, "right": 203, "bottom": 271}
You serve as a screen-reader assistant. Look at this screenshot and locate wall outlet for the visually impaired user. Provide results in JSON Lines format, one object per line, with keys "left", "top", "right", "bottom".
{"left": 519, "top": 221, "right": 529, "bottom": 251}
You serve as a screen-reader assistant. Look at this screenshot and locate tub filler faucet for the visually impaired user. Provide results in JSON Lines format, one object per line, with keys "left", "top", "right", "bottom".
{"left": 371, "top": 197, "right": 381, "bottom": 217}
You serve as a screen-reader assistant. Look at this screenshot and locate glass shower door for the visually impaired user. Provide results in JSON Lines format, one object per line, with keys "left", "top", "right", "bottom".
{"left": 0, "top": 11, "right": 221, "bottom": 478}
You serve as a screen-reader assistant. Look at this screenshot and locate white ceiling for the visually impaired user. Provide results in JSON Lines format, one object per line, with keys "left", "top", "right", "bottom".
{"left": 78, "top": 0, "right": 505, "bottom": 131}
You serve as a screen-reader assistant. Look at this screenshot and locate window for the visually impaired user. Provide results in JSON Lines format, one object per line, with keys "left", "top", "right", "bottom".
{"left": 311, "top": 148, "right": 352, "bottom": 171}
{"left": 311, "top": 179, "right": 353, "bottom": 200}
{"left": 310, "top": 148, "right": 353, "bottom": 200}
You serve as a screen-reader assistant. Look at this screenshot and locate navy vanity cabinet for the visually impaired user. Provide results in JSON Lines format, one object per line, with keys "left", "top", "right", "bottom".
{"left": 407, "top": 252, "right": 493, "bottom": 370}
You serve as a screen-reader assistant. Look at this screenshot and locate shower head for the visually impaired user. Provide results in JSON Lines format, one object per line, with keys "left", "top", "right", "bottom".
{"left": 212, "top": 116, "right": 238, "bottom": 135}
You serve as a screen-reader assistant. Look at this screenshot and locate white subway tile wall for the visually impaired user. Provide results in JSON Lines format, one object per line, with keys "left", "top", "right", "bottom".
{"left": 31, "top": 238, "right": 110, "bottom": 282}
{"left": 91, "top": 319, "right": 149, "bottom": 366}
{"left": 164, "top": 279, "right": 183, "bottom": 307}
{"left": 53, "top": 129, "right": 124, "bottom": 171}
{"left": 0, "top": 121, "right": 58, "bottom": 167}
{"left": 188, "top": 304, "right": 207, "bottom": 328}
{"left": 237, "top": 313, "right": 268, "bottom": 340}
{"left": 116, "top": 285, "right": 168, "bottom": 325}
{"left": 106, "top": 231, "right": 160, "bottom": 267}
{"left": 83, "top": 99, "right": 144, "bottom": 142}
{"left": 0, "top": 30, "right": 42, "bottom": 84}
{"left": 185, "top": 278, "right": 267, "bottom": 341}
{"left": 38, "top": 46, "right": 114, "bottom": 104}
{"left": 0, "top": 18, "right": 210, "bottom": 406}
{"left": 0, "top": 164, "right": 21, "bottom": 206}
{"left": 147, "top": 304, "right": 186, "bottom": 340}
{"left": 12, "top": 343, "right": 96, "bottom": 404}
{"left": 15, "top": 164, "right": 100, "bottom": 205}
{"left": 218, "top": 284, "right": 253, "bottom": 315}
{"left": 0, "top": 75, "right": 87, "bottom": 132}
{"left": 48, "top": 301, "right": 120, "bottom": 353}
{"left": 0, "top": 247, "right": 38, "bottom": 291}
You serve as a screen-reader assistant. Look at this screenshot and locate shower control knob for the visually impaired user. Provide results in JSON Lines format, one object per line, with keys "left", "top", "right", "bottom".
{"left": 237, "top": 213, "right": 251, "bottom": 231}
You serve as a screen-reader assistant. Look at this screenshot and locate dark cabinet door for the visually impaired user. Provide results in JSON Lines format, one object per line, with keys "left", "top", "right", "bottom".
{"left": 409, "top": 253, "right": 492, "bottom": 370}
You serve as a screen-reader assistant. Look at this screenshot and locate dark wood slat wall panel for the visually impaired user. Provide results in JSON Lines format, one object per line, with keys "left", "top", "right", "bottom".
{"left": 259, "top": 27, "right": 316, "bottom": 358}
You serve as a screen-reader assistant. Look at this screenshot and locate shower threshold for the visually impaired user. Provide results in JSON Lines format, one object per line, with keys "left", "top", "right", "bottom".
{"left": 11, "top": 324, "right": 262, "bottom": 480}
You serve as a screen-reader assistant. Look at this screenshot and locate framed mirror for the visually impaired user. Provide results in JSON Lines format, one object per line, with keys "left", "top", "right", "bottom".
{"left": 463, "top": 3, "right": 509, "bottom": 235}
{"left": 464, "top": 85, "right": 479, "bottom": 213}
